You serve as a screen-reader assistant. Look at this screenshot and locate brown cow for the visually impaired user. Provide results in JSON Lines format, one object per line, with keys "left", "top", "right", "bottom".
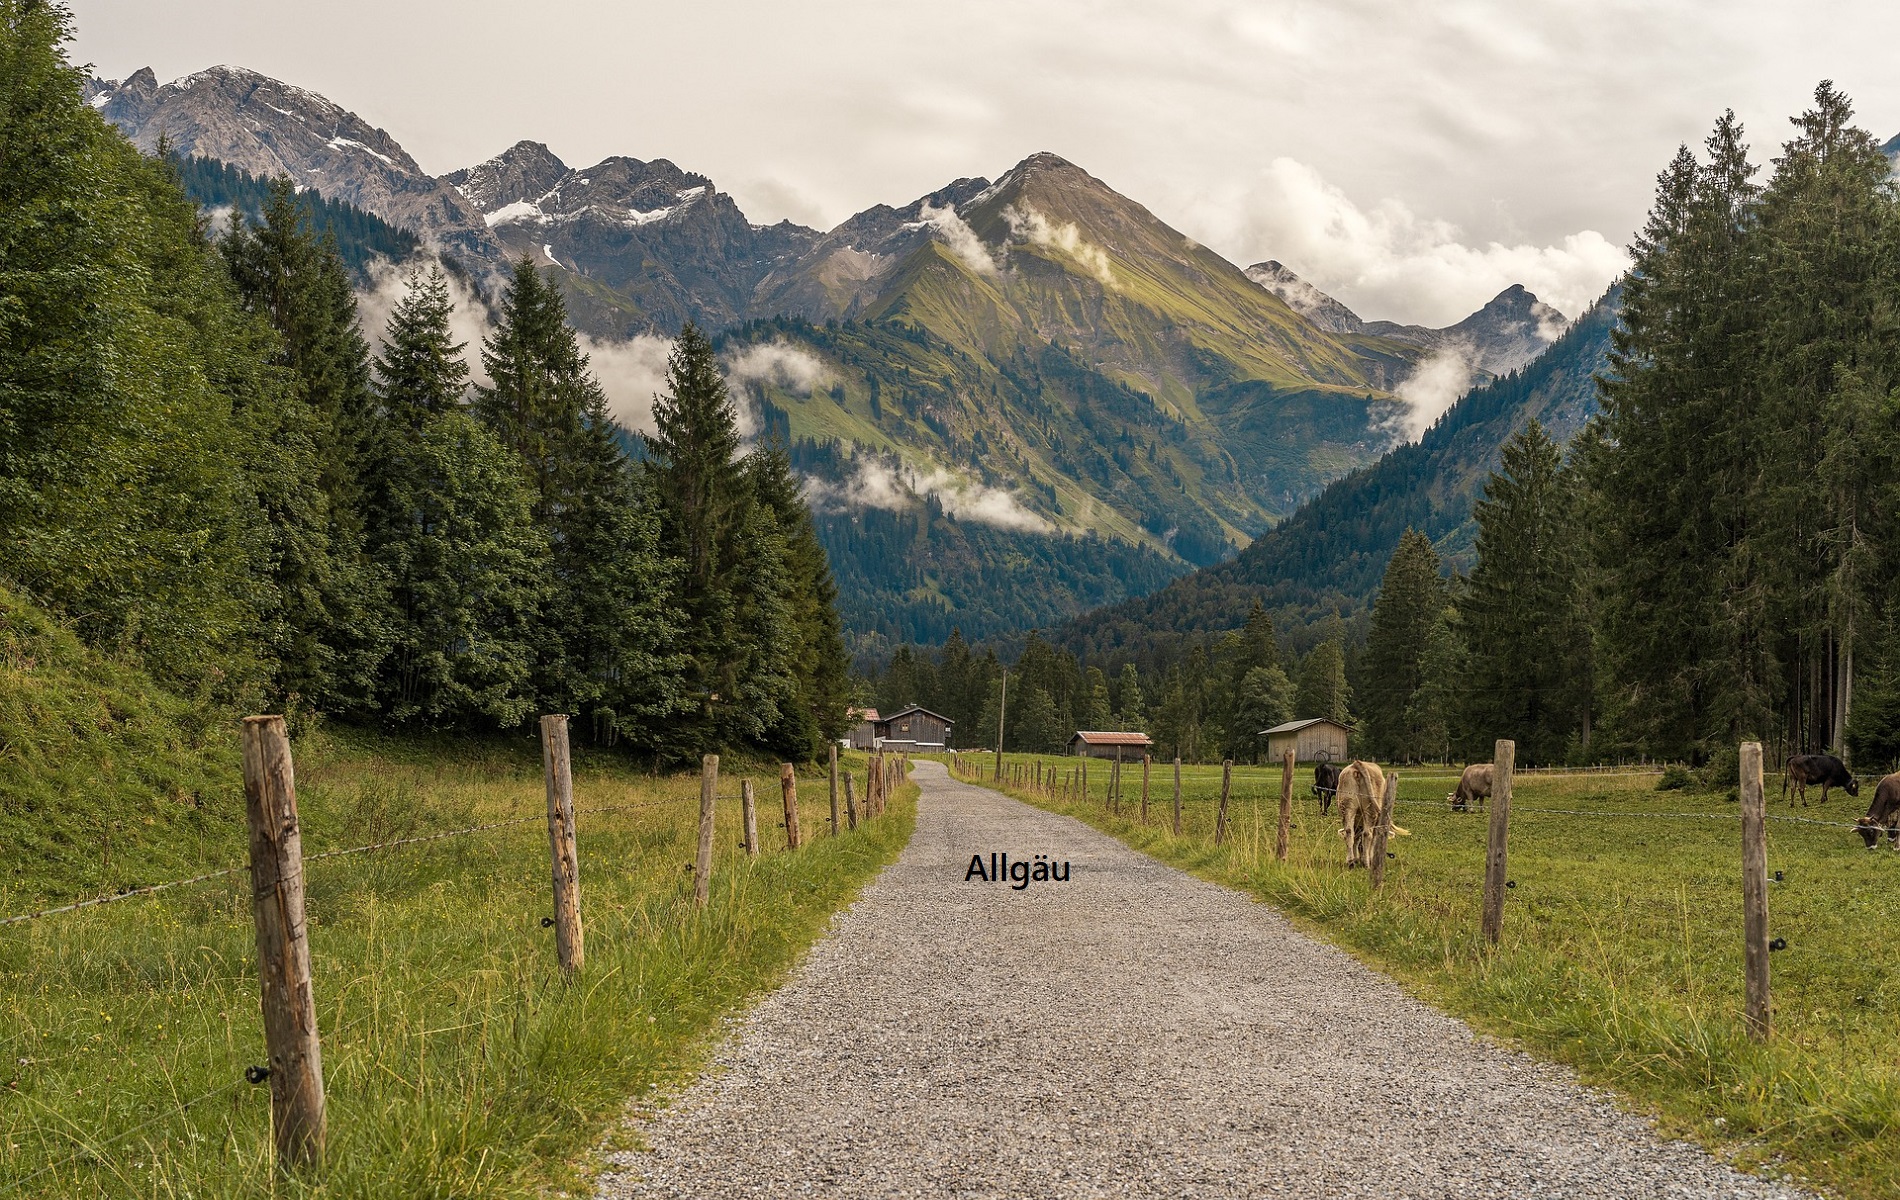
{"left": 1783, "top": 753, "right": 1859, "bottom": 807}
{"left": 1857, "top": 773, "right": 1900, "bottom": 849}
{"left": 1334, "top": 760, "right": 1409, "bottom": 867}
{"left": 1448, "top": 763, "right": 1493, "bottom": 812}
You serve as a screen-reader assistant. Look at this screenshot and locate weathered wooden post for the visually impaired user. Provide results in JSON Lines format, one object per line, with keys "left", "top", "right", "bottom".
{"left": 541, "top": 715, "right": 583, "bottom": 972}
{"left": 1172, "top": 757, "right": 1183, "bottom": 836}
{"left": 994, "top": 668, "right": 1008, "bottom": 781}
{"left": 1110, "top": 756, "right": 1121, "bottom": 814}
{"left": 1276, "top": 749, "right": 1293, "bottom": 862}
{"left": 695, "top": 754, "right": 718, "bottom": 905}
{"left": 1214, "top": 759, "right": 1233, "bottom": 846}
{"left": 1741, "top": 741, "right": 1771, "bottom": 1040}
{"left": 1082, "top": 759, "right": 1090, "bottom": 806}
{"left": 843, "top": 769, "right": 859, "bottom": 830}
{"left": 1370, "top": 772, "right": 1397, "bottom": 889}
{"left": 1481, "top": 739, "right": 1515, "bottom": 945}
{"left": 1141, "top": 755, "right": 1151, "bottom": 824}
{"left": 829, "top": 746, "right": 841, "bottom": 835}
{"left": 241, "top": 715, "right": 326, "bottom": 1172}
{"left": 781, "top": 763, "right": 802, "bottom": 850}
{"left": 740, "top": 775, "right": 758, "bottom": 858}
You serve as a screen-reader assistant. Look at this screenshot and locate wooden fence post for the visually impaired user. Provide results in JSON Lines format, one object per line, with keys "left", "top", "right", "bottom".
{"left": 541, "top": 715, "right": 583, "bottom": 973}
{"left": 1214, "top": 760, "right": 1233, "bottom": 847}
{"left": 829, "top": 746, "right": 841, "bottom": 835}
{"left": 740, "top": 775, "right": 758, "bottom": 858}
{"left": 241, "top": 715, "right": 326, "bottom": 1173}
{"left": 1741, "top": 741, "right": 1771, "bottom": 1040}
{"left": 1370, "top": 771, "right": 1397, "bottom": 889}
{"left": 843, "top": 769, "right": 859, "bottom": 830}
{"left": 781, "top": 763, "right": 802, "bottom": 850}
{"left": 696, "top": 754, "right": 718, "bottom": 905}
{"left": 1172, "top": 757, "right": 1183, "bottom": 836}
{"left": 1110, "top": 757, "right": 1121, "bottom": 814}
{"left": 1141, "top": 755, "right": 1151, "bottom": 824}
{"left": 1481, "top": 739, "right": 1515, "bottom": 945}
{"left": 1276, "top": 749, "right": 1293, "bottom": 862}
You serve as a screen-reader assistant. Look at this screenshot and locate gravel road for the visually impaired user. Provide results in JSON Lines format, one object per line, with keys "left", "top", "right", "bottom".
{"left": 599, "top": 761, "right": 1809, "bottom": 1199}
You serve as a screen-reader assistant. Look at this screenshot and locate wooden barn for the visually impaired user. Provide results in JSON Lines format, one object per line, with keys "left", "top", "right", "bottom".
{"left": 1260, "top": 717, "right": 1350, "bottom": 764}
{"left": 847, "top": 708, "right": 880, "bottom": 751}
{"left": 1068, "top": 731, "right": 1154, "bottom": 760}
{"left": 874, "top": 705, "right": 954, "bottom": 751}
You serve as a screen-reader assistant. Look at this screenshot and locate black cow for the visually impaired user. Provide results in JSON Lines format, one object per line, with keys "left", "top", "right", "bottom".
{"left": 1858, "top": 773, "right": 1900, "bottom": 849}
{"left": 1314, "top": 761, "right": 1342, "bottom": 817}
{"left": 1783, "top": 753, "right": 1859, "bottom": 807}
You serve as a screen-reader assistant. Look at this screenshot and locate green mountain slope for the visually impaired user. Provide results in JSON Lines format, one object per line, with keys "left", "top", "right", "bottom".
{"left": 1054, "top": 289, "right": 1619, "bottom": 668}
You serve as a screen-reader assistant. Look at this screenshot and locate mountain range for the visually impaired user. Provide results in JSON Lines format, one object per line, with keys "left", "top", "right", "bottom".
{"left": 90, "top": 62, "right": 1576, "bottom": 653}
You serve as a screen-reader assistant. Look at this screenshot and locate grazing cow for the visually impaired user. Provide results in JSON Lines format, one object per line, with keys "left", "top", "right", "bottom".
{"left": 1334, "top": 761, "right": 1409, "bottom": 867}
{"left": 1314, "top": 761, "right": 1342, "bottom": 816}
{"left": 1783, "top": 753, "right": 1859, "bottom": 808}
{"left": 1857, "top": 773, "right": 1900, "bottom": 849}
{"left": 1448, "top": 763, "right": 1494, "bottom": 812}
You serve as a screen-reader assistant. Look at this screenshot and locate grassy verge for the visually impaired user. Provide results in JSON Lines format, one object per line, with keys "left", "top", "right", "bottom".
{"left": 965, "top": 754, "right": 1898, "bottom": 1200}
{"left": 0, "top": 731, "right": 914, "bottom": 1197}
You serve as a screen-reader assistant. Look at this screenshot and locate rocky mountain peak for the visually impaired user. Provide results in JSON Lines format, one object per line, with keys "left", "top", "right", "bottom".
{"left": 1244, "top": 261, "right": 1366, "bottom": 335}
{"left": 444, "top": 140, "right": 569, "bottom": 212}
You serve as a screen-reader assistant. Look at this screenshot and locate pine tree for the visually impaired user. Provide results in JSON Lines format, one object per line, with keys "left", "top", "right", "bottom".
{"left": 1361, "top": 529, "right": 1447, "bottom": 760}
{"left": 1295, "top": 639, "right": 1351, "bottom": 726}
{"left": 1013, "top": 685, "right": 1065, "bottom": 753}
{"left": 751, "top": 444, "right": 851, "bottom": 757}
{"left": 1114, "top": 661, "right": 1146, "bottom": 730}
{"left": 1082, "top": 666, "right": 1113, "bottom": 729}
{"left": 1231, "top": 665, "right": 1296, "bottom": 761}
{"left": 1461, "top": 422, "right": 1588, "bottom": 764}
{"left": 221, "top": 178, "right": 385, "bottom": 713}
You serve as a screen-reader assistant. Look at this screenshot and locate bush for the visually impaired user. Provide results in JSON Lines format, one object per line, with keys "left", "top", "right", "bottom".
{"left": 1656, "top": 764, "right": 1695, "bottom": 791}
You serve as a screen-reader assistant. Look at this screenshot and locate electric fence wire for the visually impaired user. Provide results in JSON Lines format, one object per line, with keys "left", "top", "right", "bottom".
{"left": 0, "top": 795, "right": 721, "bottom": 928}
{"left": 0, "top": 1077, "right": 250, "bottom": 1196}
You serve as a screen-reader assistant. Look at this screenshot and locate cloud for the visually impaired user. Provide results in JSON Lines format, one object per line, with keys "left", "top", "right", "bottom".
{"left": 1178, "top": 157, "right": 1629, "bottom": 326}
{"left": 807, "top": 453, "right": 1052, "bottom": 533}
{"left": 724, "top": 340, "right": 831, "bottom": 395}
{"left": 918, "top": 200, "right": 998, "bottom": 274}
{"left": 577, "top": 333, "right": 673, "bottom": 436}
{"left": 356, "top": 256, "right": 495, "bottom": 386}
{"left": 1003, "top": 203, "right": 1117, "bottom": 286}
{"left": 1390, "top": 341, "right": 1481, "bottom": 440}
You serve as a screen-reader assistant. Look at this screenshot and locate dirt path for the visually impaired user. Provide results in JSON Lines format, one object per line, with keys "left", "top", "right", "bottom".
{"left": 598, "top": 761, "right": 1806, "bottom": 1199}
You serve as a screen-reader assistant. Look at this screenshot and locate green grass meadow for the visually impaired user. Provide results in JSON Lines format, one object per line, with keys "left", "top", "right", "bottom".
{"left": 965, "top": 753, "right": 1899, "bottom": 1200}
{"left": 0, "top": 734, "right": 913, "bottom": 1198}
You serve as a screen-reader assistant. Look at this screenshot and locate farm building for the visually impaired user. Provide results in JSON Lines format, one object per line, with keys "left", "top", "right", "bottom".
{"left": 874, "top": 705, "right": 954, "bottom": 751}
{"left": 1068, "top": 731, "right": 1154, "bottom": 760}
{"left": 847, "top": 708, "right": 880, "bottom": 751}
{"left": 1260, "top": 718, "right": 1350, "bottom": 764}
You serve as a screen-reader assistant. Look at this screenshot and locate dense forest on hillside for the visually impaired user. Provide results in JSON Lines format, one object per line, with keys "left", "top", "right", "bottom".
{"left": 0, "top": 5, "right": 852, "bottom": 788}
{"left": 1055, "top": 294, "right": 1616, "bottom": 672}
{"left": 170, "top": 153, "right": 425, "bottom": 280}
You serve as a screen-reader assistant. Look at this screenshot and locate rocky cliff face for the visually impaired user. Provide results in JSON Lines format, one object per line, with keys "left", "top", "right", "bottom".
{"left": 91, "top": 65, "right": 504, "bottom": 267}
{"left": 441, "top": 140, "right": 820, "bottom": 333}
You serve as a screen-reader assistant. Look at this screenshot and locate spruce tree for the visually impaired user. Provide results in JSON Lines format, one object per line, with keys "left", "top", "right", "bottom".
{"left": 1114, "top": 661, "right": 1146, "bottom": 730}
{"left": 751, "top": 443, "right": 851, "bottom": 757}
{"left": 1362, "top": 529, "right": 1447, "bottom": 760}
{"left": 1295, "top": 639, "right": 1351, "bottom": 726}
{"left": 1461, "top": 422, "right": 1588, "bottom": 764}
{"left": 221, "top": 178, "right": 386, "bottom": 713}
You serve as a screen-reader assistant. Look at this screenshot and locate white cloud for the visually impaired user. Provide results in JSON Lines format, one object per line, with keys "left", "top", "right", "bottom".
{"left": 1179, "top": 157, "right": 1628, "bottom": 327}
{"left": 918, "top": 200, "right": 998, "bottom": 274}
{"left": 807, "top": 454, "right": 1052, "bottom": 533}
{"left": 724, "top": 340, "right": 831, "bottom": 395}
{"left": 1390, "top": 341, "right": 1482, "bottom": 440}
{"left": 577, "top": 333, "right": 673, "bottom": 436}
{"left": 1003, "top": 203, "right": 1117, "bottom": 286}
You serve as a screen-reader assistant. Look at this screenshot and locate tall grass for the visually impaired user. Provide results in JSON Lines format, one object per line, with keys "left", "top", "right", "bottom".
{"left": 972, "top": 755, "right": 1899, "bottom": 1200}
{"left": 0, "top": 733, "right": 913, "bottom": 1197}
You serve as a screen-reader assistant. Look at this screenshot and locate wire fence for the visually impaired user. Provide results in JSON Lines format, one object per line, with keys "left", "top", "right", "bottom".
{"left": 0, "top": 794, "right": 743, "bottom": 929}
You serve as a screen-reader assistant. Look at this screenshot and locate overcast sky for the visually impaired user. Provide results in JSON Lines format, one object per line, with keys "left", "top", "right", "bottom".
{"left": 73, "top": 0, "right": 1900, "bottom": 327}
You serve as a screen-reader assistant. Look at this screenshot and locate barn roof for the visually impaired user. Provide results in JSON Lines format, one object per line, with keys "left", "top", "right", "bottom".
{"left": 850, "top": 708, "right": 881, "bottom": 723}
{"left": 1259, "top": 717, "right": 1350, "bottom": 736}
{"left": 1069, "top": 731, "right": 1154, "bottom": 746}
{"left": 879, "top": 705, "right": 953, "bottom": 725}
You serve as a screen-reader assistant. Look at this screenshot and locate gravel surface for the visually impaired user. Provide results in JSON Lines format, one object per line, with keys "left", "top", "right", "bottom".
{"left": 598, "top": 762, "right": 1811, "bottom": 1199}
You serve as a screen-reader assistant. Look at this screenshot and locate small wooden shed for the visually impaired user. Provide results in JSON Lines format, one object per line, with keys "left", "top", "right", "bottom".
{"left": 1260, "top": 718, "right": 1350, "bottom": 764}
{"left": 1068, "top": 731, "right": 1154, "bottom": 760}
{"left": 875, "top": 705, "right": 954, "bottom": 751}
{"left": 847, "top": 708, "right": 880, "bottom": 751}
